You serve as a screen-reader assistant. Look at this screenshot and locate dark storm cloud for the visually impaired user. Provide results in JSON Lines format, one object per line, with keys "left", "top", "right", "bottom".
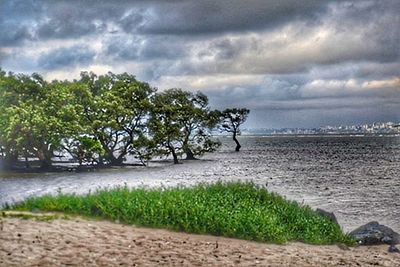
{"left": 139, "top": 38, "right": 189, "bottom": 60}
{"left": 36, "top": 18, "right": 103, "bottom": 40}
{"left": 0, "top": 25, "right": 31, "bottom": 47}
{"left": 0, "top": 0, "right": 335, "bottom": 43}
{"left": 198, "top": 38, "right": 249, "bottom": 60}
{"left": 135, "top": 0, "right": 329, "bottom": 35}
{"left": 118, "top": 9, "right": 146, "bottom": 34}
{"left": 105, "top": 36, "right": 141, "bottom": 60}
{"left": 354, "top": 63, "right": 400, "bottom": 80}
{"left": 0, "top": 0, "right": 43, "bottom": 22}
{"left": 104, "top": 35, "right": 188, "bottom": 61}
{"left": 0, "top": 0, "right": 41, "bottom": 46}
{"left": 37, "top": 45, "right": 96, "bottom": 70}
{"left": 3, "top": 0, "right": 398, "bottom": 71}
{"left": 32, "top": 0, "right": 332, "bottom": 36}
{"left": 34, "top": 2, "right": 118, "bottom": 40}
{"left": 207, "top": 82, "right": 400, "bottom": 114}
{"left": 325, "top": 1, "right": 400, "bottom": 64}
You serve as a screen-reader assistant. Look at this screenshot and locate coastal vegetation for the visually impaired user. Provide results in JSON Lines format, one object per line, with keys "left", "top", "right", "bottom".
{"left": 0, "top": 69, "right": 247, "bottom": 170}
{"left": 7, "top": 182, "right": 354, "bottom": 245}
{"left": 150, "top": 88, "right": 220, "bottom": 164}
{"left": 219, "top": 108, "right": 250, "bottom": 152}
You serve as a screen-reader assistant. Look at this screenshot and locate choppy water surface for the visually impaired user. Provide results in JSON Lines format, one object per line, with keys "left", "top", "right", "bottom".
{"left": 1, "top": 135, "right": 399, "bottom": 232}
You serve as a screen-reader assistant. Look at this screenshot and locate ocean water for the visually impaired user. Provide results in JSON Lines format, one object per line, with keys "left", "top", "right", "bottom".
{"left": 1, "top": 135, "right": 399, "bottom": 232}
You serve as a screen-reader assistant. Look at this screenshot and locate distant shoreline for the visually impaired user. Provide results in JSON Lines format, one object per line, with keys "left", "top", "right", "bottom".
{"left": 217, "top": 133, "right": 400, "bottom": 137}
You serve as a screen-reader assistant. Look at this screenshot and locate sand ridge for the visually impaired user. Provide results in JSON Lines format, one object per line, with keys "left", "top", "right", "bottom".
{"left": 0, "top": 216, "right": 399, "bottom": 267}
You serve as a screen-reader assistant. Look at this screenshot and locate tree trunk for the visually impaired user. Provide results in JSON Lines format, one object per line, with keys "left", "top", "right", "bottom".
{"left": 169, "top": 145, "right": 179, "bottom": 164}
{"left": 116, "top": 152, "right": 128, "bottom": 165}
{"left": 37, "top": 149, "right": 52, "bottom": 170}
{"left": 98, "top": 137, "right": 124, "bottom": 166}
{"left": 24, "top": 154, "right": 30, "bottom": 169}
{"left": 39, "top": 159, "right": 52, "bottom": 170}
{"left": 97, "top": 156, "right": 105, "bottom": 166}
{"left": 3, "top": 152, "right": 19, "bottom": 169}
{"left": 185, "top": 149, "right": 197, "bottom": 160}
{"left": 104, "top": 149, "right": 124, "bottom": 166}
{"left": 233, "top": 132, "right": 241, "bottom": 152}
{"left": 182, "top": 133, "right": 196, "bottom": 160}
{"left": 109, "top": 156, "right": 124, "bottom": 166}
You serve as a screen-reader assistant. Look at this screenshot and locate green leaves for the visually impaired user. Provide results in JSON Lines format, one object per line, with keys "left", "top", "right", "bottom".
{"left": 0, "top": 69, "right": 249, "bottom": 168}
{"left": 149, "top": 88, "right": 221, "bottom": 163}
{"left": 0, "top": 72, "right": 84, "bottom": 168}
{"left": 77, "top": 72, "right": 155, "bottom": 165}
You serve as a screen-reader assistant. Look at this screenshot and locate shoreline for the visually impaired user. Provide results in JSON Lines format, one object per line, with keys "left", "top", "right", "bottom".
{"left": 0, "top": 162, "right": 148, "bottom": 174}
{"left": 1, "top": 215, "right": 399, "bottom": 267}
{"left": 1, "top": 135, "right": 399, "bottom": 234}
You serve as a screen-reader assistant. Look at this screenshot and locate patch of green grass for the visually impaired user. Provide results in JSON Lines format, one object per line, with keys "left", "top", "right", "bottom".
{"left": 1, "top": 211, "right": 70, "bottom": 221}
{"left": 5, "top": 181, "right": 354, "bottom": 245}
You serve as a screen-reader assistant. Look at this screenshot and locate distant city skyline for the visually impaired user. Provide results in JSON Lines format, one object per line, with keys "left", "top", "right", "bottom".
{"left": 242, "top": 121, "right": 400, "bottom": 134}
{"left": 1, "top": 0, "right": 399, "bottom": 128}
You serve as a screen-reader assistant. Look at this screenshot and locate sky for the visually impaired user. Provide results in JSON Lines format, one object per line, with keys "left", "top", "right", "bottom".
{"left": 0, "top": 0, "right": 399, "bottom": 128}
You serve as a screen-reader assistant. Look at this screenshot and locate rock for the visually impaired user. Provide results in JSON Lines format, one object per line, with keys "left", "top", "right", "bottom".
{"left": 388, "top": 245, "right": 399, "bottom": 253}
{"left": 349, "top": 221, "right": 400, "bottom": 245}
{"left": 315, "top": 208, "right": 339, "bottom": 226}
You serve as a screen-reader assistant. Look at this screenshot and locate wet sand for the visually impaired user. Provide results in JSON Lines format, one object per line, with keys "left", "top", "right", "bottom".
{"left": 1, "top": 216, "right": 399, "bottom": 267}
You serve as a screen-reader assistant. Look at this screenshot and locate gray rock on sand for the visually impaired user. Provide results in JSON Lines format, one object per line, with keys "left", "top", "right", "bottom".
{"left": 315, "top": 208, "right": 339, "bottom": 226}
{"left": 388, "top": 244, "right": 400, "bottom": 253}
{"left": 349, "top": 221, "right": 400, "bottom": 245}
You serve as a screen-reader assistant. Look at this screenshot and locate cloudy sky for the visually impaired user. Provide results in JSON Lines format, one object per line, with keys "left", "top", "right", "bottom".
{"left": 1, "top": 0, "right": 399, "bottom": 128}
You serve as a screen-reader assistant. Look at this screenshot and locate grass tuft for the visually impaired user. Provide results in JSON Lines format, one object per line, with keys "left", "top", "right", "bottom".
{"left": 1, "top": 211, "right": 70, "bottom": 221}
{"left": 5, "top": 181, "right": 354, "bottom": 245}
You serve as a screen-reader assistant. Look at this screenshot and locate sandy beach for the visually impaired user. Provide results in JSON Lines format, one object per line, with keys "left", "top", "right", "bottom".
{"left": 1, "top": 215, "right": 399, "bottom": 267}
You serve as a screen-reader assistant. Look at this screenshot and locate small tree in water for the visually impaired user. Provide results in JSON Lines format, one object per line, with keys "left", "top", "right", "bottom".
{"left": 219, "top": 108, "right": 250, "bottom": 152}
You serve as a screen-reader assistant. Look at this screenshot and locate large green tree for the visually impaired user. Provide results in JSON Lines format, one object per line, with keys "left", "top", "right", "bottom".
{"left": 179, "top": 91, "right": 220, "bottom": 160}
{"left": 0, "top": 69, "right": 240, "bottom": 169}
{"left": 78, "top": 72, "right": 155, "bottom": 165}
{"left": 149, "top": 89, "right": 220, "bottom": 164}
{"left": 0, "top": 70, "right": 20, "bottom": 166}
{"left": 0, "top": 71, "right": 83, "bottom": 169}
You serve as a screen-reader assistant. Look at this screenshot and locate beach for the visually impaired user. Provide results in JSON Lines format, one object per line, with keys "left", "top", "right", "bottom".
{"left": 1, "top": 136, "right": 400, "bottom": 266}
{"left": 1, "top": 216, "right": 399, "bottom": 267}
